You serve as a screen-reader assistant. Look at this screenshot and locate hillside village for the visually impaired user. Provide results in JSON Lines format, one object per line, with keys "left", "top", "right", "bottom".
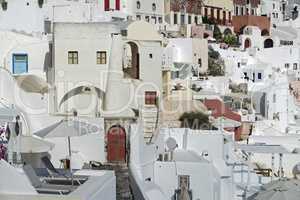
{"left": 1, "top": 0, "right": 300, "bottom": 200}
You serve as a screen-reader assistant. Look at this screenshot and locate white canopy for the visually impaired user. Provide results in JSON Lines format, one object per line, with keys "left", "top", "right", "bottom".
{"left": 11, "top": 135, "right": 54, "bottom": 153}
{"left": 34, "top": 119, "right": 100, "bottom": 138}
{"left": 14, "top": 74, "right": 49, "bottom": 94}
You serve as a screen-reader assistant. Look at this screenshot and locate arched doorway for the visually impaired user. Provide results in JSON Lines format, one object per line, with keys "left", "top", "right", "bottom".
{"left": 244, "top": 38, "right": 251, "bottom": 49}
{"left": 203, "top": 33, "right": 209, "bottom": 39}
{"left": 223, "top": 28, "right": 232, "bottom": 35}
{"left": 107, "top": 125, "right": 126, "bottom": 163}
{"left": 264, "top": 38, "right": 274, "bottom": 48}
{"left": 123, "top": 42, "right": 140, "bottom": 79}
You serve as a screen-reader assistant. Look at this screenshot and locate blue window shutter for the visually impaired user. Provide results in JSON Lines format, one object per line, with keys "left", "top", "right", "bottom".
{"left": 12, "top": 54, "right": 28, "bottom": 74}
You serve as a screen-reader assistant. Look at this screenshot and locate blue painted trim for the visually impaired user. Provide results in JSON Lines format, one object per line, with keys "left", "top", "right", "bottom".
{"left": 12, "top": 53, "right": 28, "bottom": 74}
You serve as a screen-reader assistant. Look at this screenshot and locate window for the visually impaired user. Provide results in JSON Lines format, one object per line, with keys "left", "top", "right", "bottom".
{"left": 158, "top": 17, "right": 162, "bottom": 23}
{"left": 145, "top": 16, "right": 150, "bottom": 22}
{"left": 285, "top": 63, "right": 290, "bottom": 69}
{"left": 194, "top": 16, "right": 198, "bottom": 24}
{"left": 152, "top": 3, "right": 156, "bottom": 11}
{"left": 68, "top": 51, "right": 78, "bottom": 64}
{"left": 136, "top": 15, "right": 141, "bottom": 20}
{"left": 188, "top": 15, "right": 191, "bottom": 24}
{"left": 204, "top": 8, "right": 208, "bottom": 16}
{"left": 151, "top": 16, "right": 157, "bottom": 24}
{"left": 235, "top": 6, "right": 239, "bottom": 15}
{"left": 97, "top": 51, "right": 107, "bottom": 64}
{"left": 198, "top": 58, "right": 202, "bottom": 67}
{"left": 251, "top": 9, "right": 255, "bottom": 15}
{"left": 294, "top": 63, "right": 298, "bottom": 70}
{"left": 13, "top": 54, "right": 28, "bottom": 74}
{"left": 174, "top": 13, "right": 178, "bottom": 24}
{"left": 136, "top": 1, "right": 140, "bottom": 9}
{"left": 180, "top": 14, "right": 185, "bottom": 25}
{"left": 273, "top": 94, "right": 276, "bottom": 103}
{"left": 273, "top": 3, "right": 275, "bottom": 9}
{"left": 258, "top": 73, "right": 262, "bottom": 80}
{"left": 241, "top": 7, "right": 244, "bottom": 15}
{"left": 145, "top": 91, "right": 157, "bottom": 105}
{"left": 178, "top": 175, "right": 190, "bottom": 190}
{"left": 238, "top": 62, "right": 241, "bottom": 68}
{"left": 149, "top": 54, "right": 153, "bottom": 59}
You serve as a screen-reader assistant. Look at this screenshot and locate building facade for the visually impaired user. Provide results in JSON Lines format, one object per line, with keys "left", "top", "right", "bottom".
{"left": 233, "top": 0, "right": 261, "bottom": 16}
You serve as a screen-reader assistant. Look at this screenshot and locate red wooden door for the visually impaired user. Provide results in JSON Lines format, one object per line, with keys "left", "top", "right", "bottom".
{"left": 107, "top": 126, "right": 126, "bottom": 162}
{"left": 115, "top": 0, "right": 120, "bottom": 10}
{"left": 104, "top": 0, "right": 110, "bottom": 11}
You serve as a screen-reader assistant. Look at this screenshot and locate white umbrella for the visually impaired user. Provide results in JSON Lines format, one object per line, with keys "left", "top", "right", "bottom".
{"left": 34, "top": 119, "right": 99, "bottom": 138}
{"left": 254, "top": 178, "right": 300, "bottom": 200}
{"left": 11, "top": 135, "right": 54, "bottom": 153}
{"left": 33, "top": 118, "right": 100, "bottom": 185}
{"left": 212, "top": 116, "right": 241, "bottom": 129}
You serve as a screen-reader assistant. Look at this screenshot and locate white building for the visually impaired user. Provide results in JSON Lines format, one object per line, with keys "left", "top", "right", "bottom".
{"left": 128, "top": 0, "right": 164, "bottom": 25}
{"left": 163, "top": 38, "right": 208, "bottom": 75}
{"left": 261, "top": 0, "right": 285, "bottom": 24}
{"left": 51, "top": 21, "right": 163, "bottom": 120}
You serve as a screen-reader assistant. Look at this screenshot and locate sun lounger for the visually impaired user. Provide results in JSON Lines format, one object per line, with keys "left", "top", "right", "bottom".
{"left": 41, "top": 156, "right": 87, "bottom": 185}
{"left": 23, "top": 164, "right": 73, "bottom": 195}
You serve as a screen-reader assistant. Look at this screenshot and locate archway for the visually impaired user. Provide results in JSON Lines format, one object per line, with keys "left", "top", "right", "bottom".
{"left": 58, "top": 86, "right": 104, "bottom": 114}
{"left": 123, "top": 42, "right": 140, "bottom": 79}
{"left": 264, "top": 38, "right": 274, "bottom": 48}
{"left": 203, "top": 33, "right": 209, "bottom": 39}
{"left": 107, "top": 125, "right": 126, "bottom": 163}
{"left": 261, "top": 29, "right": 269, "bottom": 36}
{"left": 244, "top": 38, "right": 251, "bottom": 49}
{"left": 223, "top": 28, "right": 232, "bottom": 35}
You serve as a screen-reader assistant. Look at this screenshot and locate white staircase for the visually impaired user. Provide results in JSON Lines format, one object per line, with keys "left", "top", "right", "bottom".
{"left": 141, "top": 105, "right": 159, "bottom": 143}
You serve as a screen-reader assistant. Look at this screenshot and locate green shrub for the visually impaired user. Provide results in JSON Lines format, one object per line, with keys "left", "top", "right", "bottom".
{"left": 223, "top": 34, "right": 238, "bottom": 46}
{"left": 179, "top": 111, "right": 211, "bottom": 130}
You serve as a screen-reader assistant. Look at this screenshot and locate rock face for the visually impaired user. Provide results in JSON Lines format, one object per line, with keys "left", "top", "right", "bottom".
{"left": 92, "top": 163, "right": 133, "bottom": 200}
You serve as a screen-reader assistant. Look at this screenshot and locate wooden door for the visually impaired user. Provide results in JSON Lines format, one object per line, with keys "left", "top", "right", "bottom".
{"left": 107, "top": 126, "right": 126, "bottom": 162}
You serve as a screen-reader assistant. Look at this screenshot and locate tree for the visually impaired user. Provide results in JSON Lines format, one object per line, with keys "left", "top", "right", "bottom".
{"left": 208, "top": 57, "right": 225, "bottom": 76}
{"left": 208, "top": 46, "right": 220, "bottom": 59}
{"left": 207, "top": 47, "right": 225, "bottom": 76}
{"left": 179, "top": 111, "right": 211, "bottom": 130}
{"left": 223, "top": 34, "right": 238, "bottom": 46}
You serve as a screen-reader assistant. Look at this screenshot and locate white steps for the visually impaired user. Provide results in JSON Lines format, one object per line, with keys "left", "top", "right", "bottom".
{"left": 141, "top": 106, "right": 159, "bottom": 142}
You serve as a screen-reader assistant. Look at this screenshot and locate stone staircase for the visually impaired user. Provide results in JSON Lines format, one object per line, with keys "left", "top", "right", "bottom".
{"left": 91, "top": 163, "right": 133, "bottom": 200}
{"left": 141, "top": 106, "right": 159, "bottom": 143}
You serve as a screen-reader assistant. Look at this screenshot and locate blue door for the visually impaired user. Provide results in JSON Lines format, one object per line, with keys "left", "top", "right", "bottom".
{"left": 12, "top": 54, "right": 28, "bottom": 74}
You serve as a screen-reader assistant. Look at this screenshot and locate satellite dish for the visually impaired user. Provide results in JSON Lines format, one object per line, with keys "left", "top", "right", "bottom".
{"left": 166, "top": 137, "right": 177, "bottom": 152}
{"left": 292, "top": 163, "right": 300, "bottom": 178}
